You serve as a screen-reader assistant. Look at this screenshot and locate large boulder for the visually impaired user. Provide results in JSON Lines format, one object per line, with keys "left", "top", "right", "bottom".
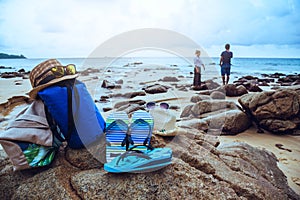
{"left": 238, "top": 88, "right": 300, "bottom": 133}
{"left": 185, "top": 100, "right": 237, "bottom": 118}
{"left": 224, "top": 84, "right": 248, "bottom": 97}
{"left": 178, "top": 109, "right": 251, "bottom": 135}
{"left": 180, "top": 100, "right": 250, "bottom": 135}
{"left": 204, "top": 110, "right": 252, "bottom": 135}
{"left": 1, "top": 128, "right": 299, "bottom": 199}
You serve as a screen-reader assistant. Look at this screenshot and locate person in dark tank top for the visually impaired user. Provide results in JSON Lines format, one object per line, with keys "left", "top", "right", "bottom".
{"left": 219, "top": 44, "right": 233, "bottom": 85}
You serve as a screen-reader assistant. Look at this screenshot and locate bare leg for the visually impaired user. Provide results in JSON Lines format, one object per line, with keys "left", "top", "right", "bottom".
{"left": 222, "top": 76, "right": 225, "bottom": 85}
{"left": 226, "top": 75, "right": 230, "bottom": 84}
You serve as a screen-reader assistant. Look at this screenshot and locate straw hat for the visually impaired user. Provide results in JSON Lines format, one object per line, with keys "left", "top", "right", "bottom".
{"left": 149, "top": 109, "right": 178, "bottom": 136}
{"left": 28, "top": 59, "right": 78, "bottom": 99}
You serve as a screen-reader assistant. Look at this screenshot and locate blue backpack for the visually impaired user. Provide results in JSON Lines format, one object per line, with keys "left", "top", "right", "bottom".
{"left": 38, "top": 79, "right": 105, "bottom": 149}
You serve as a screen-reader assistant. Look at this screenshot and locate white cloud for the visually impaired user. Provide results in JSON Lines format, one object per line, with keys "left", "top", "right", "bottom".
{"left": 0, "top": 0, "right": 299, "bottom": 58}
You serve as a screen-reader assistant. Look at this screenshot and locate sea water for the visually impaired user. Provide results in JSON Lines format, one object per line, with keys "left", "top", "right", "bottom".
{"left": 0, "top": 57, "right": 299, "bottom": 78}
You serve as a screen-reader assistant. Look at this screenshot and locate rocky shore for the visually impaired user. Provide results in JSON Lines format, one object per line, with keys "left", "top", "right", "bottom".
{"left": 0, "top": 65, "right": 300, "bottom": 199}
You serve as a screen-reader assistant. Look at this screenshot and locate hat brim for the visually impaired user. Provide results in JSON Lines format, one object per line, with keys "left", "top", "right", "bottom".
{"left": 153, "top": 126, "right": 178, "bottom": 136}
{"left": 28, "top": 74, "right": 79, "bottom": 99}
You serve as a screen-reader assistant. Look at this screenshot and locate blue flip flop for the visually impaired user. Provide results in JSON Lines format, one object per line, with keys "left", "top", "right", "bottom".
{"left": 105, "top": 112, "right": 130, "bottom": 163}
{"left": 128, "top": 110, "right": 154, "bottom": 152}
{"left": 104, "top": 146, "right": 172, "bottom": 173}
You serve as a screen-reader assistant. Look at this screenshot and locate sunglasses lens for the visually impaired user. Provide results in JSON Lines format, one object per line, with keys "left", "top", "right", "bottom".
{"left": 66, "top": 64, "right": 76, "bottom": 75}
{"left": 51, "top": 66, "right": 64, "bottom": 77}
{"left": 146, "top": 102, "right": 156, "bottom": 109}
{"left": 160, "top": 103, "right": 169, "bottom": 109}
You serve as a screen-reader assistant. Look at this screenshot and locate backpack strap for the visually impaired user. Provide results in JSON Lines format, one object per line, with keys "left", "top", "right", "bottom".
{"left": 66, "top": 84, "right": 75, "bottom": 143}
{"left": 44, "top": 104, "right": 65, "bottom": 142}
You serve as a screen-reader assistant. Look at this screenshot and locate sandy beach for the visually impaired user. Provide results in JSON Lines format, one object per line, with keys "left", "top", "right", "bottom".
{"left": 0, "top": 63, "right": 299, "bottom": 195}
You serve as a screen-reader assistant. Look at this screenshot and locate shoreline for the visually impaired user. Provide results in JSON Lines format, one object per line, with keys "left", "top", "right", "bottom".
{"left": 0, "top": 64, "right": 299, "bottom": 195}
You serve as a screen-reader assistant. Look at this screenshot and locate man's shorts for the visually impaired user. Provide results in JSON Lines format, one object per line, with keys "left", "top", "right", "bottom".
{"left": 221, "top": 64, "right": 231, "bottom": 76}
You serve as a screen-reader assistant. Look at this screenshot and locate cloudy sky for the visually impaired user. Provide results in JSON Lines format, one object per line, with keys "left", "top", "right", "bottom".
{"left": 0, "top": 0, "right": 299, "bottom": 58}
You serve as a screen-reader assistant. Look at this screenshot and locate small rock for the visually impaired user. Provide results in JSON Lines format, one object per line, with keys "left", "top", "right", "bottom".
{"left": 210, "top": 91, "right": 226, "bottom": 99}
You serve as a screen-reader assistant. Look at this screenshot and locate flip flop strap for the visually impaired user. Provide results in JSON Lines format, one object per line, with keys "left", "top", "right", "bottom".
{"left": 105, "top": 119, "right": 129, "bottom": 146}
{"left": 105, "top": 119, "right": 128, "bottom": 132}
{"left": 121, "top": 127, "right": 134, "bottom": 150}
{"left": 130, "top": 118, "right": 152, "bottom": 146}
{"left": 116, "top": 148, "right": 152, "bottom": 166}
{"left": 128, "top": 144, "right": 154, "bottom": 151}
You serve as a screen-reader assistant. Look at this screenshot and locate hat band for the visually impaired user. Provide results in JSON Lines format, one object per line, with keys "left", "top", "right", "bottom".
{"left": 36, "top": 75, "right": 56, "bottom": 86}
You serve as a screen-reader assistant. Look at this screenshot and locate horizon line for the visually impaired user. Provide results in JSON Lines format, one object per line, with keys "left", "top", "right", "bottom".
{"left": 10, "top": 56, "right": 300, "bottom": 60}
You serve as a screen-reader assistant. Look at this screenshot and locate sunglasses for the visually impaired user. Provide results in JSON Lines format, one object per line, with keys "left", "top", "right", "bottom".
{"left": 146, "top": 102, "right": 169, "bottom": 110}
{"left": 34, "top": 64, "right": 76, "bottom": 86}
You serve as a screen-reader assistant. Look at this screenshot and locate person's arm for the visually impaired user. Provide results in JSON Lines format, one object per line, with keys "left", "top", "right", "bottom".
{"left": 202, "top": 64, "right": 205, "bottom": 71}
{"left": 219, "top": 56, "right": 223, "bottom": 66}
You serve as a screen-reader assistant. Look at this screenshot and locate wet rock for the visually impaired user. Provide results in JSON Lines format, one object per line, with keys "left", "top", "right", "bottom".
{"left": 224, "top": 84, "right": 248, "bottom": 97}
{"left": 114, "top": 100, "right": 146, "bottom": 109}
{"left": 160, "top": 76, "right": 180, "bottom": 82}
{"left": 101, "top": 80, "right": 115, "bottom": 89}
{"left": 179, "top": 118, "right": 209, "bottom": 131}
{"left": 278, "top": 75, "right": 300, "bottom": 84}
{"left": 116, "top": 103, "right": 143, "bottom": 114}
{"left": 269, "top": 72, "right": 286, "bottom": 78}
{"left": 260, "top": 119, "right": 297, "bottom": 133}
{"left": 238, "top": 88, "right": 300, "bottom": 133}
{"left": 1, "top": 73, "right": 16, "bottom": 78}
{"left": 115, "top": 79, "right": 123, "bottom": 84}
{"left": 242, "top": 75, "right": 259, "bottom": 80}
{"left": 144, "top": 84, "right": 170, "bottom": 94}
{"left": 258, "top": 78, "right": 275, "bottom": 83}
{"left": 210, "top": 91, "right": 225, "bottom": 99}
{"left": 123, "top": 91, "right": 146, "bottom": 98}
{"left": 0, "top": 117, "right": 6, "bottom": 122}
{"left": 248, "top": 84, "right": 263, "bottom": 92}
{"left": 18, "top": 68, "right": 25, "bottom": 73}
{"left": 204, "top": 110, "right": 251, "bottom": 135}
{"left": 203, "top": 79, "right": 220, "bottom": 90}
{"left": 96, "top": 96, "right": 110, "bottom": 103}
{"left": 180, "top": 104, "right": 194, "bottom": 118}
{"left": 191, "top": 84, "right": 208, "bottom": 91}
{"left": 236, "top": 85, "right": 248, "bottom": 95}
{"left": 102, "top": 107, "right": 113, "bottom": 112}
{"left": 80, "top": 68, "right": 100, "bottom": 76}
{"left": 109, "top": 91, "right": 146, "bottom": 99}
{"left": 190, "top": 95, "right": 211, "bottom": 103}
{"left": 188, "top": 100, "right": 237, "bottom": 118}
{"left": 258, "top": 81, "right": 270, "bottom": 86}
{"left": 292, "top": 79, "right": 300, "bottom": 86}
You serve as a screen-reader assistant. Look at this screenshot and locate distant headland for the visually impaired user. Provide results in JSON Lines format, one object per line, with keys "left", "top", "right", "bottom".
{"left": 0, "top": 53, "right": 26, "bottom": 59}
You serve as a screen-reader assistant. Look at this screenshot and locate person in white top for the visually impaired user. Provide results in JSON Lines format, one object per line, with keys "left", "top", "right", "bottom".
{"left": 193, "top": 50, "right": 205, "bottom": 89}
